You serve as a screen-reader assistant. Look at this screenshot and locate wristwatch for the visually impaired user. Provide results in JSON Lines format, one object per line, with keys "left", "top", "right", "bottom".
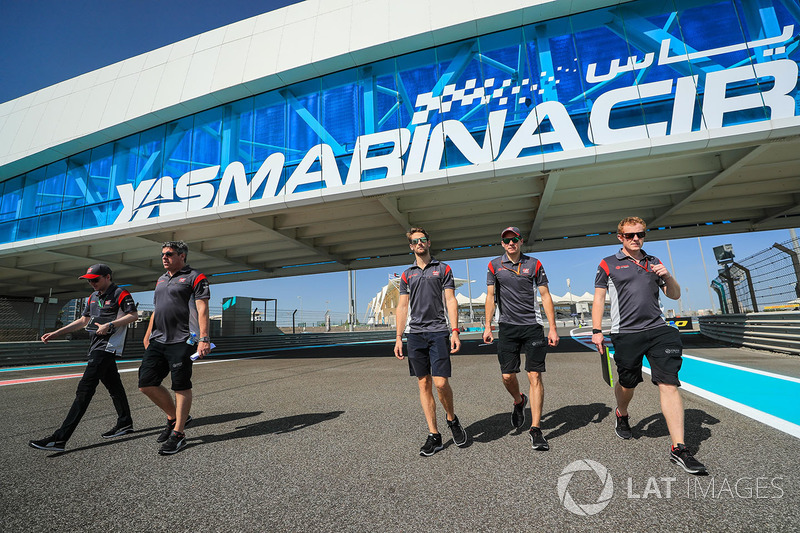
{"left": 197, "top": 336, "right": 211, "bottom": 343}
{"left": 592, "top": 329, "right": 602, "bottom": 334}
{"left": 106, "top": 323, "right": 116, "bottom": 334}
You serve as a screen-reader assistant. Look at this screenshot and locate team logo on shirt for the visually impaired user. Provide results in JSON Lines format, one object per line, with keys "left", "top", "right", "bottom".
{"left": 105, "top": 300, "right": 112, "bottom": 306}
{"left": 616, "top": 265, "right": 629, "bottom": 269}
{"left": 523, "top": 268, "right": 530, "bottom": 274}
{"left": 179, "top": 277, "right": 187, "bottom": 282}
{"left": 432, "top": 270, "right": 440, "bottom": 276}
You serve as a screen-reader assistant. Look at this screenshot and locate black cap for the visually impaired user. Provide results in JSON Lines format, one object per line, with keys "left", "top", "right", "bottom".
{"left": 79, "top": 264, "right": 112, "bottom": 279}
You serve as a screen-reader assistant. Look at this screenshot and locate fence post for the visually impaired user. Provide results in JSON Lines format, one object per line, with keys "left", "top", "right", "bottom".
{"left": 773, "top": 243, "right": 800, "bottom": 299}
{"left": 731, "top": 261, "right": 758, "bottom": 312}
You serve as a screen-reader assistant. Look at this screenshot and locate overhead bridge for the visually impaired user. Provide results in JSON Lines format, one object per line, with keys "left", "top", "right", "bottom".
{"left": 0, "top": 0, "right": 799, "bottom": 299}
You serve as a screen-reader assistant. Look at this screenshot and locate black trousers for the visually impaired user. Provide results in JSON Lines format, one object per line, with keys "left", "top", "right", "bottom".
{"left": 53, "top": 350, "right": 133, "bottom": 442}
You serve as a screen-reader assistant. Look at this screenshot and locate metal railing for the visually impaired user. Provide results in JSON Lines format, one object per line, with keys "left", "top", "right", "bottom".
{"left": 0, "top": 330, "right": 398, "bottom": 367}
{"left": 698, "top": 312, "right": 800, "bottom": 355}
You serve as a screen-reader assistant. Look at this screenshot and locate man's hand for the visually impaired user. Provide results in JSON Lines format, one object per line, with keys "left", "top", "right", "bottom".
{"left": 394, "top": 338, "right": 404, "bottom": 359}
{"left": 41, "top": 332, "right": 55, "bottom": 343}
{"left": 651, "top": 263, "right": 671, "bottom": 279}
{"left": 482, "top": 327, "right": 493, "bottom": 344}
{"left": 450, "top": 331, "right": 461, "bottom": 353}
{"left": 196, "top": 340, "right": 211, "bottom": 359}
{"left": 96, "top": 322, "right": 111, "bottom": 336}
{"left": 592, "top": 332, "right": 605, "bottom": 354}
{"left": 548, "top": 327, "right": 560, "bottom": 347}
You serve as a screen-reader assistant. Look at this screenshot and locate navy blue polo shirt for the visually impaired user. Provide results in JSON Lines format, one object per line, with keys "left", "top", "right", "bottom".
{"left": 399, "top": 258, "right": 455, "bottom": 333}
{"left": 82, "top": 283, "right": 137, "bottom": 354}
{"left": 150, "top": 265, "right": 211, "bottom": 344}
{"left": 595, "top": 249, "right": 668, "bottom": 334}
{"left": 487, "top": 253, "right": 549, "bottom": 326}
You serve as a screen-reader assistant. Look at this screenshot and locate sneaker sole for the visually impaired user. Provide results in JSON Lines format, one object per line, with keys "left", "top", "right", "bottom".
{"left": 453, "top": 432, "right": 469, "bottom": 447}
{"left": 101, "top": 428, "right": 134, "bottom": 439}
{"left": 531, "top": 442, "right": 550, "bottom": 451}
{"left": 670, "top": 455, "right": 707, "bottom": 474}
{"left": 29, "top": 442, "right": 65, "bottom": 452}
{"left": 158, "top": 440, "right": 187, "bottom": 456}
{"left": 419, "top": 445, "right": 444, "bottom": 457}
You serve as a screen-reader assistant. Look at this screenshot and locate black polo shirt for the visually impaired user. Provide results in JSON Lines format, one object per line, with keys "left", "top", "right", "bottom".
{"left": 81, "top": 283, "right": 137, "bottom": 354}
{"left": 487, "top": 253, "right": 549, "bottom": 326}
{"left": 399, "top": 258, "right": 455, "bottom": 333}
{"left": 595, "top": 249, "right": 668, "bottom": 334}
{"left": 150, "top": 265, "right": 211, "bottom": 344}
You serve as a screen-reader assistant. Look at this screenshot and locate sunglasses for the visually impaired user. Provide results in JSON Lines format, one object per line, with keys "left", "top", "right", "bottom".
{"left": 410, "top": 237, "right": 429, "bottom": 244}
{"left": 502, "top": 236, "right": 521, "bottom": 244}
{"left": 87, "top": 278, "right": 102, "bottom": 284}
{"left": 620, "top": 231, "right": 647, "bottom": 240}
{"left": 161, "top": 252, "right": 176, "bottom": 257}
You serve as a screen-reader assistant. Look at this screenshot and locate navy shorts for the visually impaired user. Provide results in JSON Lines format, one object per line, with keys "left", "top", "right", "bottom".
{"left": 497, "top": 323, "right": 547, "bottom": 374}
{"left": 138, "top": 340, "right": 195, "bottom": 391}
{"left": 406, "top": 331, "right": 452, "bottom": 378}
{"left": 610, "top": 325, "right": 683, "bottom": 388}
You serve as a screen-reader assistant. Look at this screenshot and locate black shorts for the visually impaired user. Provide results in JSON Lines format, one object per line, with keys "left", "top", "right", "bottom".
{"left": 406, "top": 331, "right": 452, "bottom": 378}
{"left": 497, "top": 323, "right": 547, "bottom": 374}
{"left": 138, "top": 340, "right": 194, "bottom": 391}
{"left": 610, "top": 325, "right": 683, "bottom": 388}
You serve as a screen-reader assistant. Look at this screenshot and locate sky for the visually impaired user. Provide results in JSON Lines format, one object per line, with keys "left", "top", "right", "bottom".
{"left": 2, "top": 0, "right": 798, "bottom": 320}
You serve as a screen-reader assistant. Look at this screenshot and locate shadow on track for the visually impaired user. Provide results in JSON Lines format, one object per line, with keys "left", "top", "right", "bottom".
{"left": 540, "top": 402, "right": 612, "bottom": 441}
{"left": 46, "top": 411, "right": 265, "bottom": 456}
{"left": 195, "top": 411, "right": 345, "bottom": 445}
{"left": 634, "top": 408, "right": 720, "bottom": 450}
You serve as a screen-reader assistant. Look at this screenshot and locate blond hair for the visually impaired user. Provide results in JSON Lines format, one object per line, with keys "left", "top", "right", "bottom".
{"left": 617, "top": 217, "right": 647, "bottom": 234}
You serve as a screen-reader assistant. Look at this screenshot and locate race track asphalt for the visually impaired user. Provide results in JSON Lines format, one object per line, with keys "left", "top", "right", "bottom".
{"left": 1, "top": 331, "right": 798, "bottom": 532}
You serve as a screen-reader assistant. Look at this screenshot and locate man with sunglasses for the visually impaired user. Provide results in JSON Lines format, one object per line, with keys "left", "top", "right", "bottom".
{"left": 394, "top": 227, "right": 468, "bottom": 456}
{"left": 29, "top": 264, "right": 139, "bottom": 452}
{"left": 139, "top": 241, "right": 210, "bottom": 455}
{"left": 483, "top": 227, "right": 559, "bottom": 450}
{"left": 592, "top": 217, "right": 706, "bottom": 474}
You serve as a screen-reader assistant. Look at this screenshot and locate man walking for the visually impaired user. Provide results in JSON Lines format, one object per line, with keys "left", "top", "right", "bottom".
{"left": 29, "top": 264, "right": 138, "bottom": 452}
{"left": 482, "top": 227, "right": 559, "bottom": 450}
{"left": 139, "top": 241, "right": 210, "bottom": 455}
{"left": 592, "top": 216, "right": 707, "bottom": 474}
{"left": 394, "top": 227, "right": 468, "bottom": 456}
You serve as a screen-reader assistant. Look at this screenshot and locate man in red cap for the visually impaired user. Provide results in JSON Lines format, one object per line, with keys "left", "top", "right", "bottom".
{"left": 483, "top": 227, "right": 559, "bottom": 450}
{"left": 29, "top": 264, "right": 139, "bottom": 452}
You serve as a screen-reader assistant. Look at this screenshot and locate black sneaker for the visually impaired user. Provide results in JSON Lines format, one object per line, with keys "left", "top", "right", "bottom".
{"left": 529, "top": 427, "right": 549, "bottom": 450}
{"left": 158, "top": 431, "right": 187, "bottom": 455}
{"left": 670, "top": 443, "right": 707, "bottom": 474}
{"left": 447, "top": 416, "right": 468, "bottom": 447}
{"left": 156, "top": 415, "right": 192, "bottom": 443}
{"left": 29, "top": 436, "right": 66, "bottom": 452}
{"left": 511, "top": 393, "right": 528, "bottom": 428}
{"left": 615, "top": 407, "right": 632, "bottom": 440}
{"left": 419, "top": 433, "right": 443, "bottom": 457}
{"left": 101, "top": 423, "right": 133, "bottom": 439}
